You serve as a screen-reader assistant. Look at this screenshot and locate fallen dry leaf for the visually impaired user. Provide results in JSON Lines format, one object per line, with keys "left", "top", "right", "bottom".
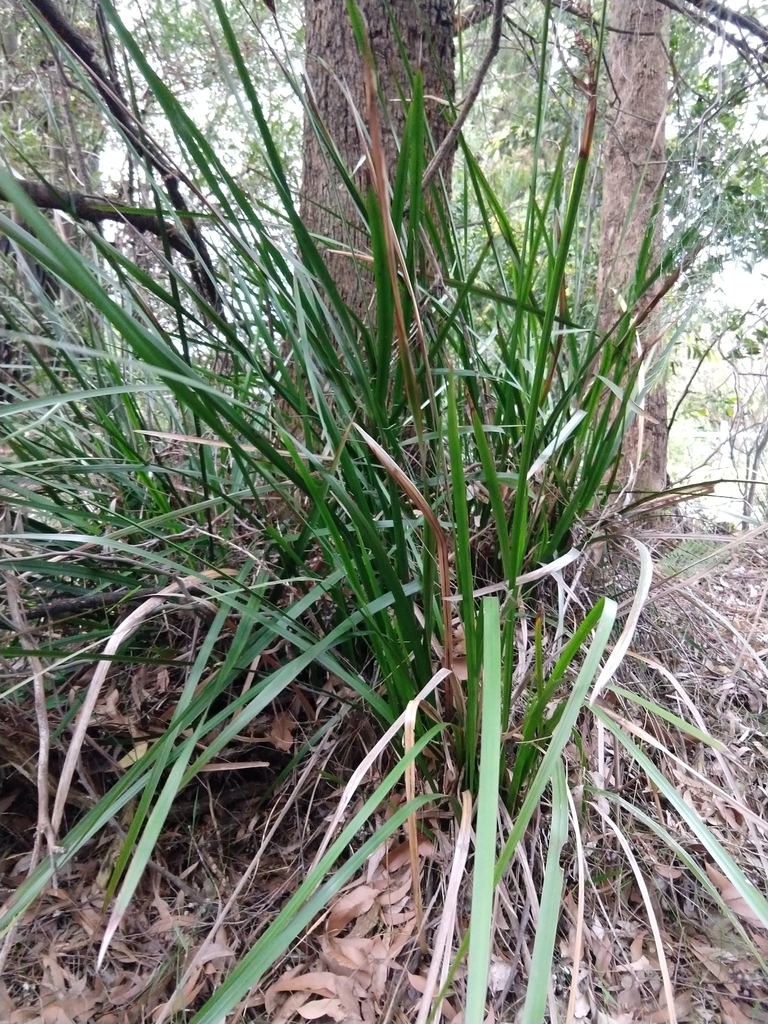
{"left": 488, "top": 957, "right": 513, "bottom": 993}
{"left": 377, "top": 873, "right": 412, "bottom": 909}
{"left": 265, "top": 970, "right": 360, "bottom": 1018}
{"left": 296, "top": 996, "right": 346, "bottom": 1021}
{"left": 108, "top": 973, "right": 153, "bottom": 1006}
{"left": 407, "top": 972, "right": 458, "bottom": 1020}
{"left": 654, "top": 863, "right": 683, "bottom": 880}
{"left": 629, "top": 931, "right": 646, "bottom": 963}
{"left": 718, "top": 995, "right": 766, "bottom": 1024}
{"left": 327, "top": 885, "right": 378, "bottom": 934}
{"left": 689, "top": 940, "right": 735, "bottom": 985}
{"left": 706, "top": 863, "right": 767, "bottom": 929}
{"left": 269, "top": 711, "right": 295, "bottom": 752}
{"left": 617, "top": 974, "right": 643, "bottom": 1012}
{"left": 713, "top": 798, "right": 746, "bottom": 832}
{"left": 320, "top": 934, "right": 374, "bottom": 981}
{"left": 644, "top": 989, "right": 693, "bottom": 1021}
{"left": 384, "top": 839, "right": 434, "bottom": 873}
{"left": 587, "top": 921, "right": 614, "bottom": 975}
{"left": 41, "top": 1007, "right": 77, "bottom": 1024}
{"left": 571, "top": 986, "right": 592, "bottom": 1022}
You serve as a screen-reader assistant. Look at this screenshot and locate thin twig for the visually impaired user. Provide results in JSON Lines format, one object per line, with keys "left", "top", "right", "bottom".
{"left": 355, "top": 426, "right": 457, "bottom": 713}
{"left": 659, "top": 0, "right": 768, "bottom": 47}
{"left": 3, "top": 574, "right": 57, "bottom": 865}
{"left": 0, "top": 574, "right": 59, "bottom": 977}
{"left": 667, "top": 333, "right": 720, "bottom": 435}
{"left": 421, "top": 0, "right": 505, "bottom": 193}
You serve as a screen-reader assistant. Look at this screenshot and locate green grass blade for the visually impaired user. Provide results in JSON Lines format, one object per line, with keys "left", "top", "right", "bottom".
{"left": 465, "top": 597, "right": 503, "bottom": 1022}
{"left": 520, "top": 759, "right": 568, "bottom": 1024}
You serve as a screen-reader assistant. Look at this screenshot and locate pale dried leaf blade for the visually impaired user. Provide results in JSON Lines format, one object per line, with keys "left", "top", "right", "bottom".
{"left": 590, "top": 539, "right": 652, "bottom": 704}
{"left": 297, "top": 997, "right": 346, "bottom": 1021}
{"left": 327, "top": 885, "right": 378, "bottom": 934}
{"left": 706, "top": 863, "right": 767, "bottom": 929}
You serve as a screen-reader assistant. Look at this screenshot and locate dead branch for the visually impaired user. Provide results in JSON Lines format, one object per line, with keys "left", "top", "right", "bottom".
{"left": 423, "top": 0, "right": 505, "bottom": 191}
{"left": 0, "top": 178, "right": 199, "bottom": 261}
{"left": 457, "top": 0, "right": 768, "bottom": 73}
{"left": 25, "top": 0, "right": 220, "bottom": 308}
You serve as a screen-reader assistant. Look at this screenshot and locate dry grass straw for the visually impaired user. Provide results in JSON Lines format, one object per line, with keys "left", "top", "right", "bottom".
{"left": 415, "top": 791, "right": 473, "bottom": 1024}
{"left": 51, "top": 569, "right": 233, "bottom": 840}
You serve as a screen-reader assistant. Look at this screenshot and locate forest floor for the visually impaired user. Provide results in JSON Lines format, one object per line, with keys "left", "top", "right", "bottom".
{"left": 1, "top": 523, "right": 768, "bottom": 1024}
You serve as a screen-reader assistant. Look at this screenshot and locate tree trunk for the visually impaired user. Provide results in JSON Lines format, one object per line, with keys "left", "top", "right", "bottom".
{"left": 301, "top": 0, "right": 455, "bottom": 318}
{"left": 597, "top": 0, "right": 669, "bottom": 498}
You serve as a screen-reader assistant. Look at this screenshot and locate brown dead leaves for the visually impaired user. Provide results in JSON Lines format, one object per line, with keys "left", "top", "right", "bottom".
{"left": 264, "top": 836, "right": 436, "bottom": 1023}
{"left": 557, "top": 889, "right": 768, "bottom": 1024}
{"left": 0, "top": 880, "right": 222, "bottom": 1024}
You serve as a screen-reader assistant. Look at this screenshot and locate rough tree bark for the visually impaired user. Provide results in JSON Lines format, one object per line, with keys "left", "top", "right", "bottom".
{"left": 597, "top": 0, "right": 669, "bottom": 498}
{"left": 301, "top": 0, "right": 455, "bottom": 317}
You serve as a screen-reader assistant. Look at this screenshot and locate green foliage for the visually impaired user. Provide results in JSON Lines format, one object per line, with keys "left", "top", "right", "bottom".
{"left": 666, "top": 10, "right": 768, "bottom": 278}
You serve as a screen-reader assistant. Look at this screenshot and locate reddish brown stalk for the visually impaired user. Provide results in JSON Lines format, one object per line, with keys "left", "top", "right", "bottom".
{"left": 541, "top": 211, "right": 568, "bottom": 402}
{"left": 633, "top": 238, "right": 706, "bottom": 347}
{"left": 361, "top": 55, "right": 424, "bottom": 448}
{"left": 579, "top": 86, "right": 597, "bottom": 161}
{"left": 355, "top": 426, "right": 456, "bottom": 716}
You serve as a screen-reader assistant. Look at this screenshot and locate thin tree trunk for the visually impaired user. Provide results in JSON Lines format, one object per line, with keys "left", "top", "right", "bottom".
{"left": 597, "top": 0, "right": 669, "bottom": 498}
{"left": 301, "top": 0, "right": 455, "bottom": 319}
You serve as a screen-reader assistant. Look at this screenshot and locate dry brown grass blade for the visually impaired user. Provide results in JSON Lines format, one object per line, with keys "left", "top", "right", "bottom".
{"left": 404, "top": 700, "right": 427, "bottom": 953}
{"left": 631, "top": 522, "right": 768, "bottom": 613}
{"left": 354, "top": 425, "right": 456, "bottom": 712}
{"left": 626, "top": 649, "right": 768, "bottom": 877}
{"left": 589, "top": 538, "right": 652, "bottom": 704}
{"left": 564, "top": 784, "right": 587, "bottom": 1024}
{"left": 578, "top": 87, "right": 597, "bottom": 162}
{"left": 595, "top": 701, "right": 767, "bottom": 832}
{"left": 3, "top": 574, "right": 56, "bottom": 866}
{"left": 593, "top": 804, "right": 678, "bottom": 1024}
{"left": 309, "top": 667, "right": 450, "bottom": 872}
{"left": 675, "top": 587, "right": 768, "bottom": 686}
{"left": 361, "top": 48, "right": 424, "bottom": 447}
{"left": 50, "top": 568, "right": 235, "bottom": 838}
{"left": 415, "top": 790, "right": 473, "bottom": 1024}
{"left": 0, "top": 574, "right": 58, "bottom": 976}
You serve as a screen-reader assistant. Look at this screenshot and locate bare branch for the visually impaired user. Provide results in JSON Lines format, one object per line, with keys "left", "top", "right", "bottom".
{"left": 423, "top": 0, "right": 505, "bottom": 191}
{"left": 25, "top": 0, "right": 220, "bottom": 308}
{"left": 457, "top": 0, "right": 768, "bottom": 68}
{"left": 0, "top": 177, "right": 198, "bottom": 261}
{"left": 661, "top": 0, "right": 768, "bottom": 47}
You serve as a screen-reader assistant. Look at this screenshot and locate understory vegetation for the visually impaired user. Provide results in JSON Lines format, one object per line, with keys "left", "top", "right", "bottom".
{"left": 1, "top": 2, "right": 768, "bottom": 1022}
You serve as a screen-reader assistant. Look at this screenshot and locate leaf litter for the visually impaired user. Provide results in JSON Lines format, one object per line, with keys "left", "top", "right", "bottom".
{"left": 2, "top": 527, "right": 768, "bottom": 1021}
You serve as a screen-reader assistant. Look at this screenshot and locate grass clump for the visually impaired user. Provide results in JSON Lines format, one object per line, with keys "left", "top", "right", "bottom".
{"left": 1, "top": 4, "right": 767, "bottom": 1022}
